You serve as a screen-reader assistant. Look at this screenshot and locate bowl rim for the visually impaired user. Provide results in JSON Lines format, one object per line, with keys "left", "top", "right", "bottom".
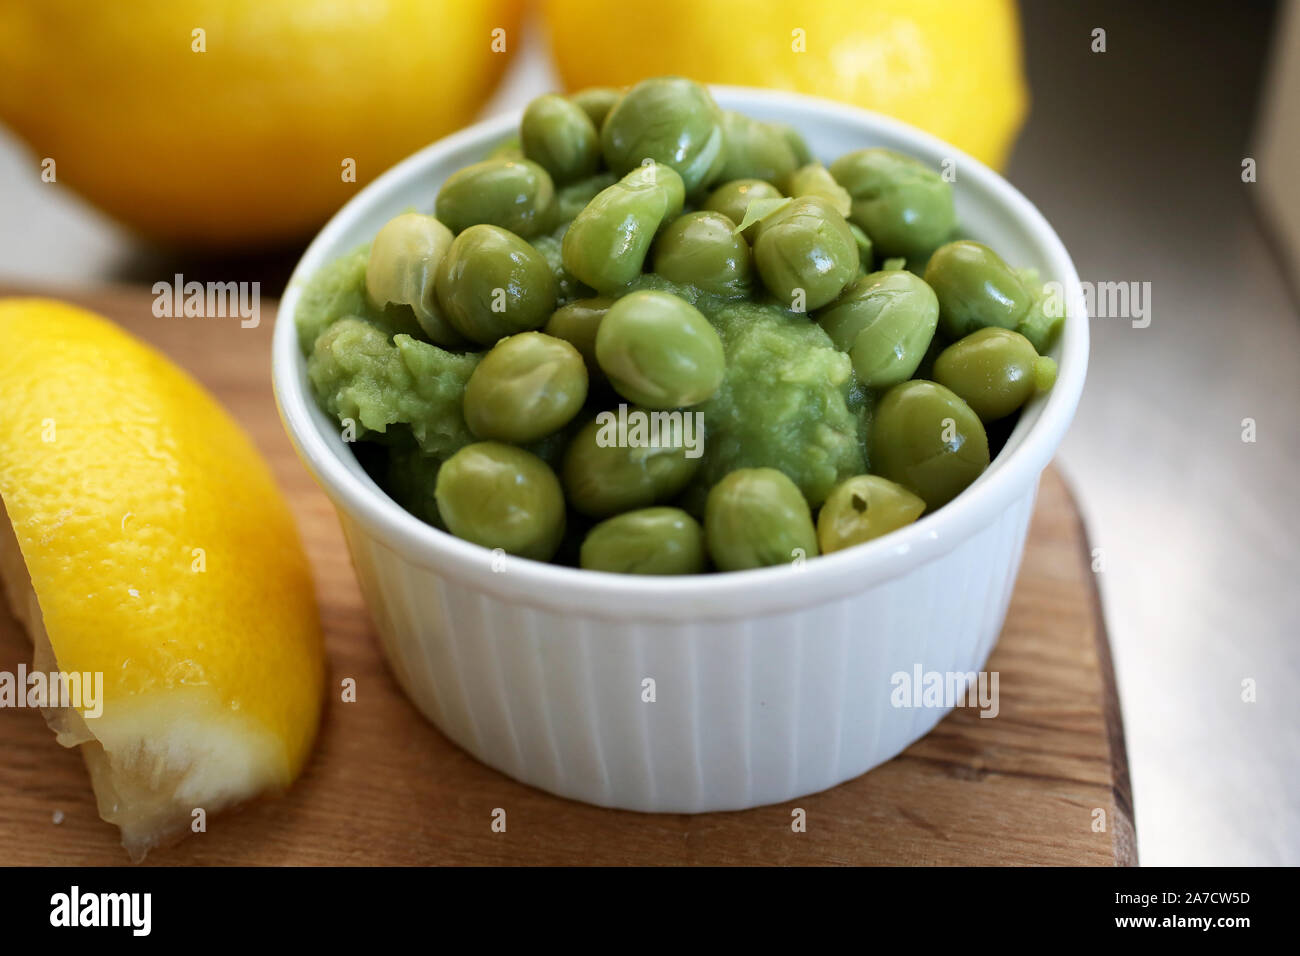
{"left": 272, "top": 85, "right": 1089, "bottom": 619}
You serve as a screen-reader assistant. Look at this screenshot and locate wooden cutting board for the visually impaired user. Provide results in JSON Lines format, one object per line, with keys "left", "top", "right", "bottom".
{"left": 0, "top": 286, "right": 1134, "bottom": 866}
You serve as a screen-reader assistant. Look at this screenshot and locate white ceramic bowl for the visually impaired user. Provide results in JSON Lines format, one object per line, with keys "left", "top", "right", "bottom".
{"left": 273, "top": 87, "right": 1089, "bottom": 812}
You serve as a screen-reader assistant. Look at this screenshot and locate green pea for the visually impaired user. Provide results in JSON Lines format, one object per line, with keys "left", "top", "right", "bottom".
{"left": 486, "top": 137, "right": 523, "bottom": 161}
{"left": 561, "top": 162, "right": 685, "bottom": 292}
{"left": 829, "top": 148, "right": 955, "bottom": 259}
{"left": 704, "top": 468, "right": 819, "bottom": 572}
{"left": 733, "top": 195, "right": 794, "bottom": 240}
{"left": 1007, "top": 268, "right": 1065, "bottom": 353}
{"left": 561, "top": 410, "right": 703, "bottom": 517}
{"left": 600, "top": 77, "right": 727, "bottom": 194}
{"left": 595, "top": 290, "right": 725, "bottom": 408}
{"left": 527, "top": 230, "right": 590, "bottom": 307}
{"left": 932, "top": 327, "right": 1057, "bottom": 422}
{"left": 771, "top": 121, "right": 814, "bottom": 167}
{"left": 435, "top": 157, "right": 555, "bottom": 238}
{"left": 435, "top": 441, "right": 566, "bottom": 561}
{"left": 521, "top": 93, "right": 601, "bottom": 185}
{"left": 783, "top": 163, "right": 852, "bottom": 218}
{"left": 543, "top": 296, "right": 615, "bottom": 376}
{"left": 364, "top": 212, "right": 465, "bottom": 348}
{"left": 435, "top": 224, "right": 558, "bottom": 345}
{"left": 553, "top": 171, "right": 618, "bottom": 222}
{"left": 924, "top": 240, "right": 1033, "bottom": 340}
{"left": 752, "top": 195, "right": 858, "bottom": 310}
{"left": 848, "top": 222, "right": 874, "bottom": 273}
{"left": 816, "top": 269, "right": 939, "bottom": 387}
{"left": 816, "top": 475, "right": 926, "bottom": 554}
{"left": 651, "top": 211, "right": 752, "bottom": 298}
{"left": 716, "top": 110, "right": 799, "bottom": 186}
{"left": 568, "top": 86, "right": 623, "bottom": 130}
{"left": 702, "top": 179, "right": 783, "bottom": 240}
{"left": 463, "top": 332, "right": 588, "bottom": 443}
{"left": 871, "top": 380, "right": 989, "bottom": 510}
{"left": 579, "top": 507, "right": 706, "bottom": 574}
{"left": 1034, "top": 352, "right": 1059, "bottom": 390}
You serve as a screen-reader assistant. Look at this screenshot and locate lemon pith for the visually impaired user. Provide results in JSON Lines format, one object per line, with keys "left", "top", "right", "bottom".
{"left": 0, "top": 299, "right": 324, "bottom": 859}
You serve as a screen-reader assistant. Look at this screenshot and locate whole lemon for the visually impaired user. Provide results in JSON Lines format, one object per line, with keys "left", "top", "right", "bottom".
{"left": 545, "top": 0, "right": 1027, "bottom": 170}
{"left": 0, "top": 0, "right": 524, "bottom": 247}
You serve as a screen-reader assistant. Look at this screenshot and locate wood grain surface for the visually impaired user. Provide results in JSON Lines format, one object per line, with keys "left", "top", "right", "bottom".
{"left": 0, "top": 287, "right": 1135, "bottom": 866}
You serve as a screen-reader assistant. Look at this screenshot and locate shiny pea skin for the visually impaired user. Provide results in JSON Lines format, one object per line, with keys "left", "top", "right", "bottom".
{"left": 816, "top": 269, "right": 939, "bottom": 387}
{"left": 783, "top": 163, "right": 852, "bottom": 218}
{"left": 595, "top": 290, "right": 725, "bottom": 408}
{"left": 435, "top": 441, "right": 566, "bottom": 561}
{"left": 521, "top": 93, "right": 601, "bottom": 185}
{"left": 932, "top": 327, "right": 1057, "bottom": 422}
{"left": 561, "top": 162, "right": 685, "bottom": 292}
{"left": 561, "top": 411, "right": 703, "bottom": 517}
{"left": 870, "top": 380, "right": 990, "bottom": 510}
{"left": 704, "top": 468, "right": 819, "bottom": 572}
{"left": 543, "top": 296, "right": 614, "bottom": 374}
{"left": 600, "top": 77, "right": 727, "bottom": 193}
{"left": 753, "top": 195, "right": 859, "bottom": 310}
{"left": 435, "top": 157, "right": 555, "bottom": 237}
{"left": 924, "top": 240, "right": 1033, "bottom": 340}
{"left": 463, "top": 332, "right": 588, "bottom": 443}
{"left": 816, "top": 475, "right": 926, "bottom": 554}
{"left": 651, "top": 211, "right": 753, "bottom": 298}
{"left": 716, "top": 110, "right": 799, "bottom": 185}
{"left": 829, "top": 148, "right": 956, "bottom": 259}
{"left": 569, "top": 86, "right": 623, "bottom": 130}
{"left": 435, "top": 224, "right": 558, "bottom": 345}
{"left": 579, "top": 507, "right": 706, "bottom": 574}
{"left": 365, "top": 212, "right": 465, "bottom": 348}
{"left": 702, "top": 179, "right": 783, "bottom": 238}
{"left": 733, "top": 195, "right": 794, "bottom": 241}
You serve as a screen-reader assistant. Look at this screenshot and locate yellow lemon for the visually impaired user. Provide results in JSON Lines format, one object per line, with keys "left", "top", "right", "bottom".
{"left": 545, "top": 0, "right": 1027, "bottom": 169}
{"left": 0, "top": 0, "right": 524, "bottom": 247}
{"left": 0, "top": 299, "right": 325, "bottom": 860}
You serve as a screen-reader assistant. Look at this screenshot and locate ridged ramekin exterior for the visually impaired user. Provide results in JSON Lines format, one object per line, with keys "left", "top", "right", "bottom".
{"left": 338, "top": 484, "right": 1036, "bottom": 812}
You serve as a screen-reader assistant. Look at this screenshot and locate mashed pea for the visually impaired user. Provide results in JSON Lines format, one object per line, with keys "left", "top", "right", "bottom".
{"left": 294, "top": 244, "right": 424, "bottom": 354}
{"left": 307, "top": 317, "right": 479, "bottom": 459}
{"left": 689, "top": 302, "right": 865, "bottom": 509}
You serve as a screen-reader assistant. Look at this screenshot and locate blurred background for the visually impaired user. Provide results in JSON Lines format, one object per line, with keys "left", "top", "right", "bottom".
{"left": 0, "top": 0, "right": 1295, "bottom": 864}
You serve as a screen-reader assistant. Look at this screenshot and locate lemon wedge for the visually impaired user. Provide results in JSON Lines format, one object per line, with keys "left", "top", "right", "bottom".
{"left": 0, "top": 299, "right": 324, "bottom": 859}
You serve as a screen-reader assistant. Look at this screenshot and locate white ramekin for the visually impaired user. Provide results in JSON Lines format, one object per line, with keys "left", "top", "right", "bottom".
{"left": 272, "top": 87, "right": 1089, "bottom": 812}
